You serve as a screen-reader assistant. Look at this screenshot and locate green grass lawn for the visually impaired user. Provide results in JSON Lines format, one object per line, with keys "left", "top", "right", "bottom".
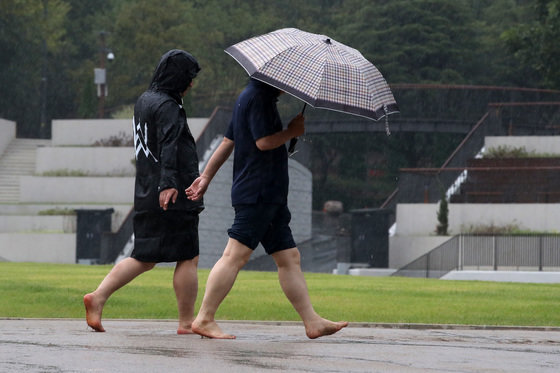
{"left": 1, "top": 262, "right": 559, "bottom": 327}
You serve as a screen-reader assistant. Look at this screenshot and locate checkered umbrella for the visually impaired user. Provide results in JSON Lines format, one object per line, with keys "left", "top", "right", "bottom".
{"left": 225, "top": 27, "right": 399, "bottom": 125}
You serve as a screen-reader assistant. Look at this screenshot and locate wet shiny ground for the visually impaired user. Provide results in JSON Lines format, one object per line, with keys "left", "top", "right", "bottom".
{"left": 1, "top": 319, "right": 559, "bottom": 372}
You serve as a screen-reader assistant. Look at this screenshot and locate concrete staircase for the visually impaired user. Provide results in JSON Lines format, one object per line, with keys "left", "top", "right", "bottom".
{"left": 0, "top": 119, "right": 311, "bottom": 267}
{"left": 0, "top": 138, "right": 51, "bottom": 203}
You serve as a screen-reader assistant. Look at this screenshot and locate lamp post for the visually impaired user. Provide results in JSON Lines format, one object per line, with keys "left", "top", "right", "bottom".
{"left": 94, "top": 31, "right": 113, "bottom": 118}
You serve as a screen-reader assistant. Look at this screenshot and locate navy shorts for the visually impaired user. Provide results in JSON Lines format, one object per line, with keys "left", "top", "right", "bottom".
{"left": 227, "top": 203, "right": 296, "bottom": 255}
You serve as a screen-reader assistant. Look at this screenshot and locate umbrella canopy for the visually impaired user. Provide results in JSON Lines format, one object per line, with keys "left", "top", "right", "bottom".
{"left": 225, "top": 27, "right": 399, "bottom": 124}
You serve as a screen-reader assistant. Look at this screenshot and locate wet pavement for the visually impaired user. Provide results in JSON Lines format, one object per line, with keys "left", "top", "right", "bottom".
{"left": 1, "top": 319, "right": 560, "bottom": 372}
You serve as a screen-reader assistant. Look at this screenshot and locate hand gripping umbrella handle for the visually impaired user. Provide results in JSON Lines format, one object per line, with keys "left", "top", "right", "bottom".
{"left": 288, "top": 103, "right": 307, "bottom": 154}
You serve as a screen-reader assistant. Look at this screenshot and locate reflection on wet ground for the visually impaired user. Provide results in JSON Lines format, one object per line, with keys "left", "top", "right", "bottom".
{"left": 1, "top": 319, "right": 559, "bottom": 372}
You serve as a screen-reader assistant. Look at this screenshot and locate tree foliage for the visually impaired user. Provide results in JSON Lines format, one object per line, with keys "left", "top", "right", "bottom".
{"left": 334, "top": 0, "right": 476, "bottom": 84}
{"left": 1, "top": 0, "right": 550, "bottom": 135}
{"left": 0, "top": 0, "right": 556, "bottom": 208}
{"left": 0, "top": 0, "right": 69, "bottom": 137}
{"left": 502, "top": 0, "right": 560, "bottom": 88}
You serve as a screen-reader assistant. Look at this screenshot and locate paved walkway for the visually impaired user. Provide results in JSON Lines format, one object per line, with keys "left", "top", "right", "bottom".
{"left": 1, "top": 319, "right": 559, "bottom": 372}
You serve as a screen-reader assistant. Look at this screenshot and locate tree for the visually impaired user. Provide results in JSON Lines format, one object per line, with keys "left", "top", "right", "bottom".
{"left": 333, "top": 0, "right": 477, "bottom": 84}
{"left": 0, "top": 0, "right": 69, "bottom": 137}
{"left": 0, "top": 0, "right": 542, "bottom": 137}
{"left": 60, "top": 0, "right": 116, "bottom": 119}
{"left": 468, "top": 0, "right": 538, "bottom": 86}
{"left": 436, "top": 189, "right": 449, "bottom": 235}
{"left": 502, "top": 0, "right": 560, "bottom": 89}
{"left": 105, "top": 0, "right": 333, "bottom": 116}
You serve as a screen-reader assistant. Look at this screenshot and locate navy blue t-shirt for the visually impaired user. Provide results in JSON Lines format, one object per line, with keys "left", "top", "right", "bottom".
{"left": 225, "top": 79, "right": 289, "bottom": 205}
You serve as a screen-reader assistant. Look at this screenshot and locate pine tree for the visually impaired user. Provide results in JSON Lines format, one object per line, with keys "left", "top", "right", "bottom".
{"left": 436, "top": 191, "right": 449, "bottom": 235}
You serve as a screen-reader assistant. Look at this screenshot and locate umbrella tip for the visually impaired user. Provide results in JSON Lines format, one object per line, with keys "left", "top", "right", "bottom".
{"left": 324, "top": 38, "right": 332, "bottom": 44}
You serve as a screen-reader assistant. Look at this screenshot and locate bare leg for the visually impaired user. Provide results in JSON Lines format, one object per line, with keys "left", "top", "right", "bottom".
{"left": 174, "top": 257, "right": 199, "bottom": 334}
{"left": 272, "top": 248, "right": 348, "bottom": 339}
{"left": 84, "top": 257, "right": 155, "bottom": 332}
{"left": 191, "top": 239, "right": 252, "bottom": 339}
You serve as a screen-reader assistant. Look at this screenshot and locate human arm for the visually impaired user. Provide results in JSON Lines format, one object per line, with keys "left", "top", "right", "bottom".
{"left": 255, "top": 113, "right": 304, "bottom": 151}
{"left": 185, "top": 137, "right": 234, "bottom": 201}
{"left": 159, "top": 188, "right": 178, "bottom": 210}
{"left": 157, "top": 101, "right": 182, "bottom": 198}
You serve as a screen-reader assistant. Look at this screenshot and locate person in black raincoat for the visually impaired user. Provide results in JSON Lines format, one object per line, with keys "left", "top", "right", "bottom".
{"left": 84, "top": 49, "right": 203, "bottom": 334}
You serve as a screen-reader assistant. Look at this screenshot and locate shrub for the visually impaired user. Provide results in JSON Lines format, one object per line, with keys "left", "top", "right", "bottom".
{"left": 92, "top": 131, "right": 133, "bottom": 147}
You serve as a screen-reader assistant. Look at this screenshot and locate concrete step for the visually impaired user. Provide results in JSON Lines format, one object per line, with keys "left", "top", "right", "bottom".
{"left": 0, "top": 215, "right": 76, "bottom": 233}
{"left": 0, "top": 186, "right": 18, "bottom": 192}
{"left": 0, "top": 138, "right": 50, "bottom": 203}
{"left": 0, "top": 196, "right": 19, "bottom": 203}
{"left": 0, "top": 157, "right": 36, "bottom": 163}
{"left": 0, "top": 203, "right": 130, "bottom": 215}
{"left": 0, "top": 203, "right": 132, "bottom": 234}
{"left": 0, "top": 169, "right": 34, "bottom": 176}
{"left": 0, "top": 232, "right": 76, "bottom": 263}
{"left": 0, "top": 178, "right": 19, "bottom": 186}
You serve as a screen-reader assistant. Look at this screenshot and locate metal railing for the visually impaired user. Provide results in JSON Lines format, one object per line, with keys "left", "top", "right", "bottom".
{"left": 381, "top": 101, "right": 560, "bottom": 222}
{"left": 392, "top": 234, "right": 560, "bottom": 278}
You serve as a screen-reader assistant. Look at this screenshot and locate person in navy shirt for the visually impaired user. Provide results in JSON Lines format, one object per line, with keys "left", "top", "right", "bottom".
{"left": 226, "top": 79, "right": 289, "bottom": 206}
{"left": 186, "top": 79, "right": 348, "bottom": 339}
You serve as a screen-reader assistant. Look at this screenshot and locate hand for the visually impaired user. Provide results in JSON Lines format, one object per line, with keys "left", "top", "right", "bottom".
{"left": 288, "top": 113, "right": 305, "bottom": 138}
{"left": 185, "top": 176, "right": 209, "bottom": 201}
{"left": 159, "top": 188, "right": 178, "bottom": 210}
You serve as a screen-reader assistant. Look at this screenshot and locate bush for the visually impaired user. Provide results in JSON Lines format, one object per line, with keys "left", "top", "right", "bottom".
{"left": 92, "top": 132, "right": 133, "bottom": 147}
{"left": 483, "top": 145, "right": 555, "bottom": 159}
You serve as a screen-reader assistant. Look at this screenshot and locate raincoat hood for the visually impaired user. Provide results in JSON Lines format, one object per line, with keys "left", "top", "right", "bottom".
{"left": 149, "top": 49, "right": 201, "bottom": 97}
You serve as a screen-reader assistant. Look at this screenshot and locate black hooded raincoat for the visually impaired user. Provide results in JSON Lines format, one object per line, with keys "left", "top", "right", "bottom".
{"left": 131, "top": 49, "right": 204, "bottom": 262}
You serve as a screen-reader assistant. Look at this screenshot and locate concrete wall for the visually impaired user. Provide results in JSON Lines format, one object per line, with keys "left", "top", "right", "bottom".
{"left": 19, "top": 176, "right": 134, "bottom": 204}
{"left": 197, "top": 156, "right": 313, "bottom": 268}
{"left": 52, "top": 119, "right": 132, "bottom": 146}
{"left": 387, "top": 136, "right": 560, "bottom": 271}
{"left": 0, "top": 233, "right": 75, "bottom": 263}
{"left": 2, "top": 118, "right": 311, "bottom": 265}
{"left": 188, "top": 118, "right": 209, "bottom": 140}
{"left": 287, "top": 159, "right": 313, "bottom": 242}
{"left": 36, "top": 147, "right": 136, "bottom": 176}
{"left": 485, "top": 136, "right": 560, "bottom": 155}
{"left": 0, "top": 118, "right": 16, "bottom": 156}
{"left": 51, "top": 118, "right": 208, "bottom": 146}
{"left": 0, "top": 215, "right": 76, "bottom": 233}
{"left": 390, "top": 202, "right": 560, "bottom": 268}
{"left": 0, "top": 206, "right": 130, "bottom": 234}
{"left": 9, "top": 152, "right": 309, "bottom": 266}
{"left": 197, "top": 155, "right": 234, "bottom": 268}
{"left": 442, "top": 270, "right": 560, "bottom": 283}
{"left": 395, "top": 203, "right": 560, "bottom": 236}
{"left": 389, "top": 236, "right": 450, "bottom": 269}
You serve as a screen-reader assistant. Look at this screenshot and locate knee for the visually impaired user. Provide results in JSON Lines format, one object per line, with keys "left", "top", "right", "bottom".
{"left": 275, "top": 248, "right": 301, "bottom": 268}
{"left": 128, "top": 257, "right": 156, "bottom": 271}
{"left": 178, "top": 256, "right": 199, "bottom": 268}
{"left": 222, "top": 239, "right": 252, "bottom": 269}
{"left": 222, "top": 251, "right": 251, "bottom": 269}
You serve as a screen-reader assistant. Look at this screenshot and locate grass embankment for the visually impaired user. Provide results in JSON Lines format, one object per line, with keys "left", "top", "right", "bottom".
{"left": 1, "top": 262, "right": 559, "bottom": 327}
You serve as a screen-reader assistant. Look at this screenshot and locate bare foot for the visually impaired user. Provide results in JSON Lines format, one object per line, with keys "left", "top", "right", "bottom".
{"left": 83, "top": 293, "right": 105, "bottom": 332}
{"left": 305, "top": 319, "right": 348, "bottom": 339}
{"left": 192, "top": 319, "right": 236, "bottom": 339}
{"left": 177, "top": 326, "right": 195, "bottom": 335}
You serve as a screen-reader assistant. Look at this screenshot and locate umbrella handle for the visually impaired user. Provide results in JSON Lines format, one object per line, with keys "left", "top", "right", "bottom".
{"left": 288, "top": 138, "right": 298, "bottom": 155}
{"left": 288, "top": 103, "right": 307, "bottom": 155}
